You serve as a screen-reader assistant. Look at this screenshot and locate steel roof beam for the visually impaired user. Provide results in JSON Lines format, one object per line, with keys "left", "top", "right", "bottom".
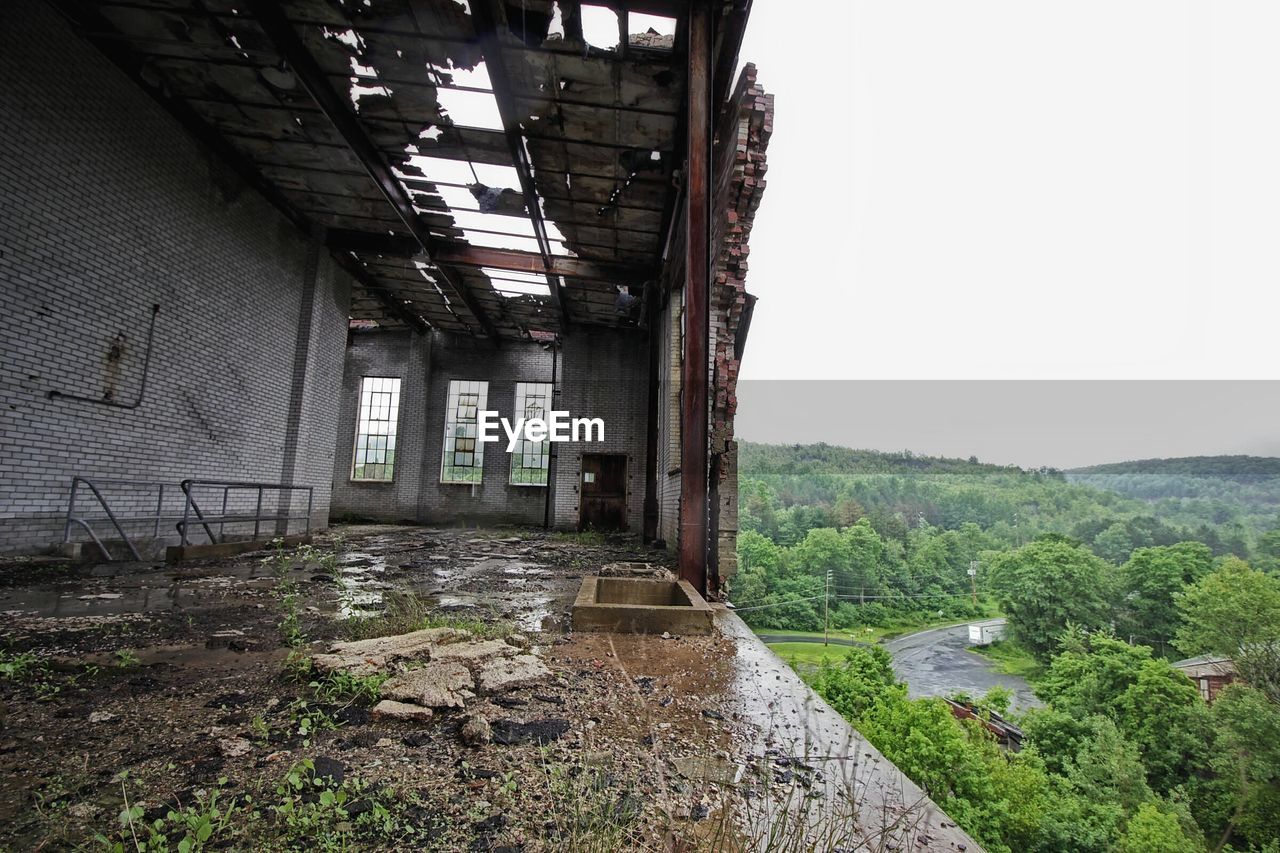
{"left": 470, "top": 0, "right": 569, "bottom": 331}
{"left": 325, "top": 230, "right": 652, "bottom": 282}
{"left": 247, "top": 0, "right": 498, "bottom": 340}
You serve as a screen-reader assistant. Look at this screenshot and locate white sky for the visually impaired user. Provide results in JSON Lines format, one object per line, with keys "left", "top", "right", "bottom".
{"left": 735, "top": 1, "right": 1280, "bottom": 380}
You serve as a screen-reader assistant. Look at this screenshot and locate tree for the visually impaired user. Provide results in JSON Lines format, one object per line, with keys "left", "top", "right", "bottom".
{"left": 737, "top": 529, "right": 782, "bottom": 574}
{"left": 1120, "top": 542, "right": 1213, "bottom": 650}
{"left": 1116, "top": 803, "right": 1196, "bottom": 853}
{"left": 1208, "top": 684, "right": 1280, "bottom": 848}
{"left": 1176, "top": 556, "right": 1280, "bottom": 704}
{"left": 840, "top": 519, "right": 883, "bottom": 598}
{"left": 1095, "top": 522, "right": 1136, "bottom": 564}
{"left": 988, "top": 537, "right": 1115, "bottom": 659}
{"left": 1037, "top": 629, "right": 1211, "bottom": 792}
{"left": 1257, "top": 523, "right": 1280, "bottom": 575}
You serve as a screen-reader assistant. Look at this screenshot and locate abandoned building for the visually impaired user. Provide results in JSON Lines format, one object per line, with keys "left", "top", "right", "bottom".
{"left": 0, "top": 0, "right": 769, "bottom": 597}
{"left": 0, "top": 1, "right": 983, "bottom": 849}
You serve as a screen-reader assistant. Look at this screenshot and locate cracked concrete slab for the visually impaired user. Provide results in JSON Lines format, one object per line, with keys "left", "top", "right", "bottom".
{"left": 380, "top": 661, "right": 474, "bottom": 709}
{"left": 312, "top": 626, "right": 472, "bottom": 676}
{"left": 475, "top": 653, "right": 551, "bottom": 694}
{"left": 371, "top": 699, "right": 434, "bottom": 722}
{"left": 429, "top": 638, "right": 519, "bottom": 663}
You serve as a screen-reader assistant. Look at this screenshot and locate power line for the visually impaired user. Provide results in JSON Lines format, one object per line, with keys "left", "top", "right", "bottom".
{"left": 730, "top": 594, "right": 828, "bottom": 613}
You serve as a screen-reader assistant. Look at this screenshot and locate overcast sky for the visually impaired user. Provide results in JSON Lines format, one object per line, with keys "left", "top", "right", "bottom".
{"left": 734, "top": 381, "right": 1280, "bottom": 469}
{"left": 734, "top": 1, "right": 1280, "bottom": 380}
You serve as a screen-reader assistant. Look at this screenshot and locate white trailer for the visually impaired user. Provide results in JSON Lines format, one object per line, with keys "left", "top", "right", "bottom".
{"left": 968, "top": 618, "right": 1006, "bottom": 646}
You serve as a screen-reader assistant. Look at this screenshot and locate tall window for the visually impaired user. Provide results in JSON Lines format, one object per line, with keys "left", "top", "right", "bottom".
{"left": 510, "top": 382, "right": 552, "bottom": 486}
{"left": 351, "top": 377, "right": 401, "bottom": 481}
{"left": 441, "top": 380, "right": 488, "bottom": 484}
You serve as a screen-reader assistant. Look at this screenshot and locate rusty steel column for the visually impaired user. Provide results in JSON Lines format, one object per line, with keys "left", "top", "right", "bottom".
{"left": 678, "top": 0, "right": 712, "bottom": 593}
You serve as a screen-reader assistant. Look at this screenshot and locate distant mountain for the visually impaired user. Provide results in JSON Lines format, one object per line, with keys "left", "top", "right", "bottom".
{"left": 1069, "top": 456, "right": 1280, "bottom": 483}
{"left": 1064, "top": 456, "right": 1280, "bottom": 538}
{"left": 739, "top": 443, "right": 1277, "bottom": 559}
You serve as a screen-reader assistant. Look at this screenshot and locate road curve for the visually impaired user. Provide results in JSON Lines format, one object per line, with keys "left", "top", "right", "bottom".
{"left": 883, "top": 624, "right": 1040, "bottom": 711}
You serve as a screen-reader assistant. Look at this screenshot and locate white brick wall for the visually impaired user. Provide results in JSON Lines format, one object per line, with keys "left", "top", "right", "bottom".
{"left": 0, "top": 2, "right": 350, "bottom": 553}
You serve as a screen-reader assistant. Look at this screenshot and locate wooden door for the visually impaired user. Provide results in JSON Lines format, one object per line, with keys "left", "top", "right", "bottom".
{"left": 579, "top": 454, "right": 627, "bottom": 531}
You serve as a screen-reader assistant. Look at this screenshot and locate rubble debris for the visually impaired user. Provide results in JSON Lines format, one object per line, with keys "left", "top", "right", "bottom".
{"left": 311, "top": 626, "right": 471, "bottom": 676}
{"left": 217, "top": 737, "right": 252, "bottom": 758}
{"left": 490, "top": 718, "right": 571, "bottom": 746}
{"left": 380, "top": 661, "right": 474, "bottom": 709}
{"left": 312, "top": 756, "right": 345, "bottom": 786}
{"left": 371, "top": 699, "right": 434, "bottom": 722}
{"left": 460, "top": 713, "right": 492, "bottom": 746}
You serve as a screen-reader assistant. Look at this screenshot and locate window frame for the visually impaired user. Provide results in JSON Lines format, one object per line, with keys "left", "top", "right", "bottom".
{"left": 509, "top": 382, "right": 553, "bottom": 487}
{"left": 440, "top": 379, "right": 489, "bottom": 484}
{"left": 350, "top": 376, "right": 402, "bottom": 483}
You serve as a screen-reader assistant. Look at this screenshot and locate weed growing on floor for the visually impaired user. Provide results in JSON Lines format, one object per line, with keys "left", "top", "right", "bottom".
{"left": 309, "top": 669, "right": 388, "bottom": 705}
{"left": 113, "top": 648, "right": 139, "bottom": 668}
{"left": 93, "top": 762, "right": 452, "bottom": 851}
{"left": 0, "top": 649, "right": 41, "bottom": 682}
{"left": 286, "top": 699, "right": 340, "bottom": 747}
{"left": 275, "top": 579, "right": 305, "bottom": 647}
{"left": 536, "top": 753, "right": 643, "bottom": 851}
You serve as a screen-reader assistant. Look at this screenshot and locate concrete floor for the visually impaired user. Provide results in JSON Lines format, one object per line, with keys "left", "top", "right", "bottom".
{"left": 0, "top": 524, "right": 981, "bottom": 851}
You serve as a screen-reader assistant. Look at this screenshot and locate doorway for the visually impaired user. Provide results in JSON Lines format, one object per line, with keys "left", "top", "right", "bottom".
{"left": 578, "top": 454, "right": 627, "bottom": 531}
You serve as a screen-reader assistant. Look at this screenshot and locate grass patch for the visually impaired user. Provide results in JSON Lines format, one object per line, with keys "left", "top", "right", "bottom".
{"left": 765, "top": 642, "right": 857, "bottom": 669}
{"left": 753, "top": 614, "right": 981, "bottom": 646}
{"left": 341, "top": 592, "right": 511, "bottom": 641}
{"left": 970, "top": 638, "right": 1042, "bottom": 679}
{"left": 551, "top": 530, "right": 608, "bottom": 546}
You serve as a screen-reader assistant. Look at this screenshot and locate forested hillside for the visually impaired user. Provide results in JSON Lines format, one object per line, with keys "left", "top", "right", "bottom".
{"left": 737, "top": 442, "right": 1280, "bottom": 851}
{"left": 1067, "top": 455, "right": 1280, "bottom": 539}
{"left": 739, "top": 442, "right": 1280, "bottom": 565}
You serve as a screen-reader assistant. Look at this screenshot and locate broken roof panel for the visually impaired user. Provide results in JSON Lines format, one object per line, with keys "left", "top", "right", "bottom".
{"left": 61, "top": 0, "right": 748, "bottom": 340}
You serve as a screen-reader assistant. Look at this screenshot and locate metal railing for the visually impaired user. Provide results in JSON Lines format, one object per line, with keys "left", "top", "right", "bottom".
{"left": 62, "top": 477, "right": 166, "bottom": 561}
{"left": 177, "top": 480, "right": 314, "bottom": 546}
{"left": 62, "top": 476, "right": 315, "bottom": 561}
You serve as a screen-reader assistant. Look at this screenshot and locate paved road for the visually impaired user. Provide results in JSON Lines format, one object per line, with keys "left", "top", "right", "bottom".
{"left": 883, "top": 624, "right": 1040, "bottom": 711}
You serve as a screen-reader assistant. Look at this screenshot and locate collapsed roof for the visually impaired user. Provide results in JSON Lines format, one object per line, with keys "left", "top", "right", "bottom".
{"left": 53, "top": 0, "right": 752, "bottom": 341}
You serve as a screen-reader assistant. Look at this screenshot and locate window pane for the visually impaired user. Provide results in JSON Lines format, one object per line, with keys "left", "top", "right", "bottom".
{"left": 509, "top": 382, "right": 551, "bottom": 486}
{"left": 441, "top": 379, "right": 489, "bottom": 484}
{"left": 351, "top": 377, "right": 402, "bottom": 481}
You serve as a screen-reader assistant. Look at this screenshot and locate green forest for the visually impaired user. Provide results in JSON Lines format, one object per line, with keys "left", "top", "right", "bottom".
{"left": 736, "top": 442, "right": 1280, "bottom": 852}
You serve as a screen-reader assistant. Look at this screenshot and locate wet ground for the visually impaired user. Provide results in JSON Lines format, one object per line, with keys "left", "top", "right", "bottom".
{"left": 0, "top": 524, "right": 979, "bottom": 851}
{"left": 884, "top": 625, "right": 1040, "bottom": 712}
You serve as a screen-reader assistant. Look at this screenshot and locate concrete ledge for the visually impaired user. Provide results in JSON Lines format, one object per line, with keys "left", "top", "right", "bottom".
{"left": 165, "top": 534, "right": 311, "bottom": 563}
{"left": 571, "top": 576, "right": 715, "bottom": 635}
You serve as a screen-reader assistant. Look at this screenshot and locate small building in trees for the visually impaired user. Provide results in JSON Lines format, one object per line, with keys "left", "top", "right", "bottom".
{"left": 1172, "top": 654, "right": 1237, "bottom": 702}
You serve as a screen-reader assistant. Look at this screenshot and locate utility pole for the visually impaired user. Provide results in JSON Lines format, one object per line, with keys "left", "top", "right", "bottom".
{"left": 968, "top": 560, "right": 979, "bottom": 609}
{"left": 824, "top": 569, "right": 832, "bottom": 646}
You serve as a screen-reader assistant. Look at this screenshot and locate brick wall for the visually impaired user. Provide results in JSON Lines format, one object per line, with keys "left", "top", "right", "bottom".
{"left": 330, "top": 330, "right": 431, "bottom": 522}
{"left": 656, "top": 293, "right": 683, "bottom": 545}
{"left": 552, "top": 327, "right": 650, "bottom": 533}
{"left": 707, "top": 65, "right": 773, "bottom": 593}
{"left": 330, "top": 330, "right": 557, "bottom": 527}
{"left": 330, "top": 326, "right": 649, "bottom": 532}
{"left": 0, "top": 1, "right": 350, "bottom": 553}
